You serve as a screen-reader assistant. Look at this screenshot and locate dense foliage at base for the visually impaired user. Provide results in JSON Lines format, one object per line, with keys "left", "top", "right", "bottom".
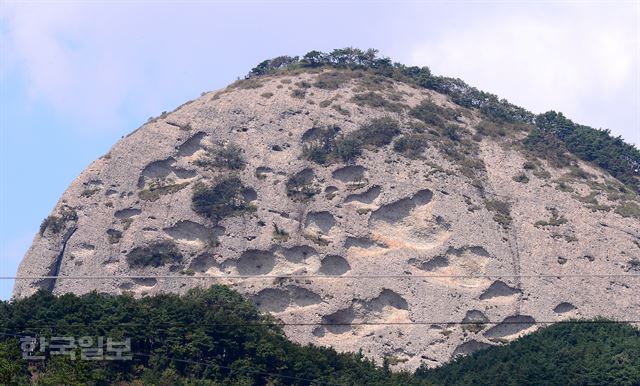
{"left": 2, "top": 288, "right": 640, "bottom": 385}
{"left": 247, "top": 48, "right": 640, "bottom": 193}
{"left": 415, "top": 320, "right": 640, "bottom": 386}
{"left": 0, "top": 286, "right": 427, "bottom": 385}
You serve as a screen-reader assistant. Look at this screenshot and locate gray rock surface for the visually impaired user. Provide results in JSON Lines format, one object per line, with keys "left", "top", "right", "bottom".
{"left": 14, "top": 71, "right": 640, "bottom": 370}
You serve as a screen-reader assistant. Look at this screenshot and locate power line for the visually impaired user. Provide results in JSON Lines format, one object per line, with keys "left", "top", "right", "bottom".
{"left": 5, "top": 273, "right": 640, "bottom": 280}
{"left": 5, "top": 320, "right": 640, "bottom": 329}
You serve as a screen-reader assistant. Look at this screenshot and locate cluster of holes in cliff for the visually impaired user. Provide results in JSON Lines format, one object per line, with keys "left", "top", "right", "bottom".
{"left": 119, "top": 278, "right": 158, "bottom": 290}
{"left": 345, "top": 185, "right": 381, "bottom": 204}
{"left": 369, "top": 189, "right": 433, "bottom": 224}
{"left": 462, "top": 310, "right": 489, "bottom": 324}
{"left": 316, "top": 289, "right": 409, "bottom": 336}
{"left": 319, "top": 255, "right": 351, "bottom": 275}
{"left": 137, "top": 158, "right": 197, "bottom": 188}
{"left": 411, "top": 246, "right": 490, "bottom": 272}
{"left": 304, "top": 211, "right": 336, "bottom": 233}
{"left": 483, "top": 315, "right": 536, "bottom": 339}
{"left": 163, "top": 220, "right": 223, "bottom": 246}
{"left": 452, "top": 340, "right": 492, "bottom": 359}
{"left": 278, "top": 245, "right": 317, "bottom": 263}
{"left": 188, "top": 253, "right": 219, "bottom": 272}
{"left": 332, "top": 165, "right": 367, "bottom": 183}
{"left": 252, "top": 286, "right": 322, "bottom": 313}
{"left": 235, "top": 250, "right": 276, "bottom": 275}
{"left": 479, "top": 280, "right": 522, "bottom": 300}
{"left": 553, "top": 302, "right": 577, "bottom": 313}
{"left": 344, "top": 236, "right": 387, "bottom": 250}
{"left": 114, "top": 208, "right": 142, "bottom": 219}
{"left": 223, "top": 245, "right": 324, "bottom": 275}
{"left": 176, "top": 132, "right": 206, "bottom": 157}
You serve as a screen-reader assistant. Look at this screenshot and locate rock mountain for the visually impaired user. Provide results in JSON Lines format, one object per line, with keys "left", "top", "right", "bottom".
{"left": 14, "top": 50, "right": 640, "bottom": 370}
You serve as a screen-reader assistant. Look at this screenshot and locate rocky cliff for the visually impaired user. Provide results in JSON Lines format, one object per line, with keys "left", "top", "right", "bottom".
{"left": 14, "top": 61, "right": 640, "bottom": 369}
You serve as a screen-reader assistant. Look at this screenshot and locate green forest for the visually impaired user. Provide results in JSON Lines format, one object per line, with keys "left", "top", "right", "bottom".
{"left": 0, "top": 286, "right": 426, "bottom": 385}
{"left": 416, "top": 320, "right": 640, "bottom": 385}
{"left": 1, "top": 286, "right": 639, "bottom": 385}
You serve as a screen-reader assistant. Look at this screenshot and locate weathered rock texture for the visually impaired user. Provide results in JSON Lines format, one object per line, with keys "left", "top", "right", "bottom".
{"left": 14, "top": 70, "right": 640, "bottom": 370}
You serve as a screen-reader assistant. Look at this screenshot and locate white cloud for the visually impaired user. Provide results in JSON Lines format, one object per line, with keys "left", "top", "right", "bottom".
{"left": 0, "top": 3, "right": 212, "bottom": 132}
{"left": 1, "top": 3, "right": 130, "bottom": 129}
{"left": 408, "top": 4, "right": 638, "bottom": 144}
{"left": 1, "top": 2, "right": 638, "bottom": 144}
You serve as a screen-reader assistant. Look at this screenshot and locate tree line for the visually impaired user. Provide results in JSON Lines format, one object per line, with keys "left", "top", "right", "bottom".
{"left": 1, "top": 286, "right": 639, "bottom": 385}
{"left": 247, "top": 48, "right": 639, "bottom": 193}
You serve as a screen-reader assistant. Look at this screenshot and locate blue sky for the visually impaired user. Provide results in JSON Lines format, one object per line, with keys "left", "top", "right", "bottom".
{"left": 0, "top": 1, "right": 638, "bottom": 300}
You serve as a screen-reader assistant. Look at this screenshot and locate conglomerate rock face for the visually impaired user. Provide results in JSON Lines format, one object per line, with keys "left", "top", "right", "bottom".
{"left": 14, "top": 70, "right": 640, "bottom": 370}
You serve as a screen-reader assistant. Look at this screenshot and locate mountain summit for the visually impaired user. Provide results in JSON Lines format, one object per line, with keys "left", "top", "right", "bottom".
{"left": 14, "top": 48, "right": 640, "bottom": 369}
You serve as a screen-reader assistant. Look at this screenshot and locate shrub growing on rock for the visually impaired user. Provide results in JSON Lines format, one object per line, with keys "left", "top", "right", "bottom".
{"left": 355, "top": 116, "right": 400, "bottom": 147}
{"left": 291, "top": 88, "right": 306, "bottom": 99}
{"left": 410, "top": 99, "right": 459, "bottom": 129}
{"left": 485, "top": 199, "right": 513, "bottom": 228}
{"left": 331, "top": 104, "right": 351, "bottom": 116}
{"left": 126, "top": 240, "right": 182, "bottom": 268}
{"left": 350, "top": 92, "right": 405, "bottom": 112}
{"left": 614, "top": 201, "right": 640, "bottom": 219}
{"left": 301, "top": 118, "right": 399, "bottom": 165}
{"left": 313, "top": 70, "right": 358, "bottom": 90}
{"left": 191, "top": 177, "right": 256, "bottom": 222}
{"left": 139, "top": 180, "right": 190, "bottom": 202}
{"left": 393, "top": 134, "right": 429, "bottom": 158}
{"left": 473, "top": 120, "right": 507, "bottom": 140}
{"left": 301, "top": 127, "right": 340, "bottom": 164}
{"left": 513, "top": 173, "right": 530, "bottom": 183}
{"left": 523, "top": 128, "right": 572, "bottom": 168}
{"left": 39, "top": 205, "right": 78, "bottom": 235}
{"left": 442, "top": 124, "right": 463, "bottom": 142}
{"left": 534, "top": 207, "right": 568, "bottom": 227}
{"left": 286, "top": 170, "right": 320, "bottom": 201}
{"left": 333, "top": 135, "right": 362, "bottom": 162}
{"left": 39, "top": 216, "right": 65, "bottom": 236}
{"left": 196, "top": 143, "right": 246, "bottom": 170}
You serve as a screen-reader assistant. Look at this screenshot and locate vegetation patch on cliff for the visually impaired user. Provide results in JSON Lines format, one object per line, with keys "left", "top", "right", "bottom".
{"left": 126, "top": 240, "right": 183, "bottom": 268}
{"left": 195, "top": 143, "right": 246, "bottom": 170}
{"left": 138, "top": 180, "right": 190, "bottom": 202}
{"left": 38, "top": 205, "right": 78, "bottom": 236}
{"left": 191, "top": 177, "right": 256, "bottom": 222}
{"left": 248, "top": 48, "right": 639, "bottom": 193}
{"left": 302, "top": 117, "right": 401, "bottom": 165}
